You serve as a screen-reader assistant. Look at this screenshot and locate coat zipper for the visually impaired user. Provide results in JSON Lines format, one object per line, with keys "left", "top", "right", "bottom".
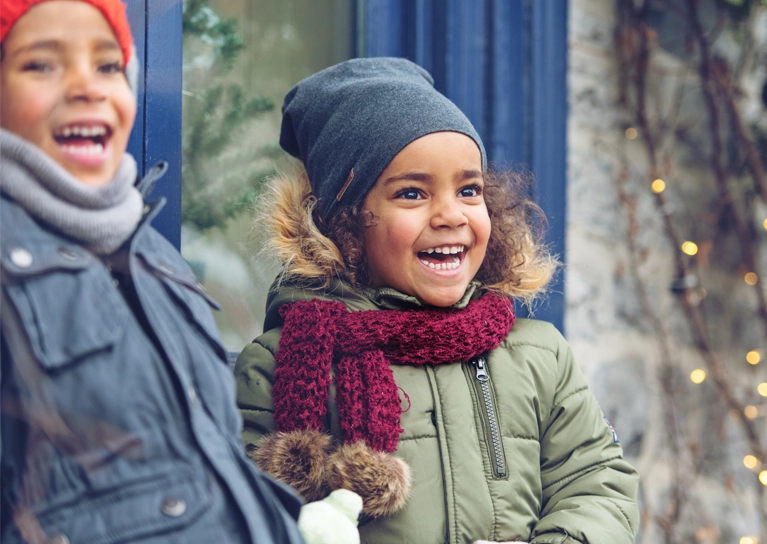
{"left": 471, "top": 356, "right": 506, "bottom": 478}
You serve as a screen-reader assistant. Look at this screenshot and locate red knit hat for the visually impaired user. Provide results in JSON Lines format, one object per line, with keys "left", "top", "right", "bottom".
{"left": 0, "top": 0, "right": 133, "bottom": 63}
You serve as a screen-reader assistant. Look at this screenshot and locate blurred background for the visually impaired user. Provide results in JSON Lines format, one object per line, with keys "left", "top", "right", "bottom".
{"left": 178, "top": 1, "right": 767, "bottom": 542}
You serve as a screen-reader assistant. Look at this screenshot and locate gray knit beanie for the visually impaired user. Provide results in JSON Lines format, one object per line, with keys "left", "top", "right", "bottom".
{"left": 279, "top": 57, "right": 487, "bottom": 221}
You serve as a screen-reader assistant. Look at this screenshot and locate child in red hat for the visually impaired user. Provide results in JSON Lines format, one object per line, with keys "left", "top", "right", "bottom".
{"left": 0, "top": 2, "right": 305, "bottom": 543}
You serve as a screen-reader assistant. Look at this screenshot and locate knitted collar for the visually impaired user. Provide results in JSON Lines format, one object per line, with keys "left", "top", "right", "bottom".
{"left": 272, "top": 291, "right": 515, "bottom": 453}
{"left": 0, "top": 130, "right": 143, "bottom": 255}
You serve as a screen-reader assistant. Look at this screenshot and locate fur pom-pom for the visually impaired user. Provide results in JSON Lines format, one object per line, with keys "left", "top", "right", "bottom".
{"left": 327, "top": 441, "right": 412, "bottom": 518}
{"left": 250, "top": 429, "right": 334, "bottom": 501}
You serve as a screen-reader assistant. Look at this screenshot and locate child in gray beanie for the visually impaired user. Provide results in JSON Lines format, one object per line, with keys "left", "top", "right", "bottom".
{"left": 236, "top": 57, "right": 639, "bottom": 544}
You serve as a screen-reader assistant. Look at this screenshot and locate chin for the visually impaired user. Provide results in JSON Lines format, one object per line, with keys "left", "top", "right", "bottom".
{"left": 417, "top": 289, "right": 465, "bottom": 308}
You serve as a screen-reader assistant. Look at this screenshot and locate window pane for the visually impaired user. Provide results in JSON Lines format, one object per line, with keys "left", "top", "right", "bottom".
{"left": 182, "top": 0, "right": 352, "bottom": 350}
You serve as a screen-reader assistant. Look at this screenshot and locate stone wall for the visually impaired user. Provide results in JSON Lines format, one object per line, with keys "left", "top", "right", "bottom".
{"left": 567, "top": 1, "right": 765, "bottom": 541}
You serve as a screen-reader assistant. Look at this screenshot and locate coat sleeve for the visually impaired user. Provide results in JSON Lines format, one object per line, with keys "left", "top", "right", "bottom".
{"left": 234, "top": 328, "right": 283, "bottom": 450}
{"left": 530, "top": 337, "right": 640, "bottom": 544}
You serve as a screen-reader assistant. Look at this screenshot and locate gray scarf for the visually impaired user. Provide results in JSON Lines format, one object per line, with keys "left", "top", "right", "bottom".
{"left": 0, "top": 129, "right": 143, "bottom": 254}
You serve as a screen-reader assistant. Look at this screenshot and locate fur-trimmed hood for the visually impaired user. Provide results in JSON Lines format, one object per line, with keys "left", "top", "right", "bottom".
{"left": 256, "top": 166, "right": 559, "bottom": 303}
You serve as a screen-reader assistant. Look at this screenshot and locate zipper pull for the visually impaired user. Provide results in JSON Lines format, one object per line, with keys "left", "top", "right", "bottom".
{"left": 473, "top": 356, "right": 489, "bottom": 381}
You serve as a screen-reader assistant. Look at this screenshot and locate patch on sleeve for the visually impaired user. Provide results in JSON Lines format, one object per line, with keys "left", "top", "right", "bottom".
{"left": 604, "top": 416, "right": 620, "bottom": 443}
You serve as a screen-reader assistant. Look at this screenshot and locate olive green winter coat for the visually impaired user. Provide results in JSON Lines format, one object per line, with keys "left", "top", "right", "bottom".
{"left": 235, "top": 279, "right": 639, "bottom": 544}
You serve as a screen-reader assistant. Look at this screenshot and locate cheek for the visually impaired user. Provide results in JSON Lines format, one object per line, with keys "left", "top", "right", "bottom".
{"left": 474, "top": 210, "right": 492, "bottom": 254}
{"left": 0, "top": 87, "right": 49, "bottom": 137}
{"left": 114, "top": 87, "right": 137, "bottom": 134}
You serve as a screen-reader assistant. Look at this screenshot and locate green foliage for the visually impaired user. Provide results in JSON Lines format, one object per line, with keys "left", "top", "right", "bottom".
{"left": 182, "top": 0, "right": 277, "bottom": 231}
{"left": 715, "top": 0, "right": 761, "bottom": 19}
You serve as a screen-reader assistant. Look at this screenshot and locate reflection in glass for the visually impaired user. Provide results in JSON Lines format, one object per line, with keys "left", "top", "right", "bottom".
{"left": 182, "top": 0, "right": 352, "bottom": 350}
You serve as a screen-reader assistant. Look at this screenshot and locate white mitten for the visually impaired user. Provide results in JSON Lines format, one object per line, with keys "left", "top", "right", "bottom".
{"left": 298, "top": 489, "right": 363, "bottom": 544}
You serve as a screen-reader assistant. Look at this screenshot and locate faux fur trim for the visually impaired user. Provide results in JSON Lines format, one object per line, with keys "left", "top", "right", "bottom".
{"left": 258, "top": 167, "right": 346, "bottom": 287}
{"left": 250, "top": 429, "right": 333, "bottom": 501}
{"left": 327, "top": 441, "right": 412, "bottom": 518}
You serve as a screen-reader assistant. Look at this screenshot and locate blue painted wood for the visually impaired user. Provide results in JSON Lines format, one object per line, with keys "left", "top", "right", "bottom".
{"left": 443, "top": 0, "right": 487, "bottom": 137}
{"left": 125, "top": 0, "right": 145, "bottom": 174}
{"left": 144, "top": 0, "right": 183, "bottom": 248}
{"left": 531, "top": 0, "right": 568, "bottom": 333}
{"left": 364, "top": 0, "right": 403, "bottom": 57}
{"left": 360, "top": 0, "right": 569, "bottom": 331}
{"left": 124, "top": 0, "right": 182, "bottom": 248}
{"left": 489, "top": 0, "right": 527, "bottom": 169}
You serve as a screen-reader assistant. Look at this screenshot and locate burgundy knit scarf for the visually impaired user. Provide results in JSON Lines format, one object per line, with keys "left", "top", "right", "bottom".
{"left": 272, "top": 292, "right": 515, "bottom": 452}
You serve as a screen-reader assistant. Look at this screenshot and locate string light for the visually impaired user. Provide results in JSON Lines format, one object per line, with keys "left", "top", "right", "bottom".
{"left": 744, "top": 405, "right": 759, "bottom": 419}
{"left": 625, "top": 127, "right": 638, "bottom": 140}
{"left": 758, "top": 383, "right": 767, "bottom": 397}
{"left": 741, "top": 537, "right": 757, "bottom": 544}
{"left": 744, "top": 455, "right": 759, "bottom": 469}
{"left": 763, "top": 217, "right": 767, "bottom": 231}
{"left": 760, "top": 470, "right": 767, "bottom": 486}
{"left": 690, "top": 369, "right": 706, "bottom": 384}
{"left": 745, "top": 272, "right": 758, "bottom": 285}
{"left": 681, "top": 241, "right": 698, "bottom": 256}
{"left": 651, "top": 179, "right": 666, "bottom": 193}
{"left": 747, "top": 351, "right": 761, "bottom": 365}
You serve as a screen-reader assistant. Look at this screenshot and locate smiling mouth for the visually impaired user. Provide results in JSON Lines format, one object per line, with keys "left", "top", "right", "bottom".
{"left": 53, "top": 123, "right": 111, "bottom": 156}
{"left": 418, "top": 245, "right": 466, "bottom": 271}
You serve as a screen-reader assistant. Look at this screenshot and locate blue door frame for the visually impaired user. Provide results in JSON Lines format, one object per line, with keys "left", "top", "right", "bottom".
{"left": 126, "top": 0, "right": 183, "bottom": 249}
{"left": 129, "top": 0, "right": 567, "bottom": 331}
{"left": 359, "top": 0, "right": 568, "bottom": 331}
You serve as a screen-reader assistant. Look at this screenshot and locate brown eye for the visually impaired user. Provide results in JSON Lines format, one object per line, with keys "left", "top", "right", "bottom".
{"left": 459, "top": 184, "right": 482, "bottom": 198}
{"left": 23, "top": 60, "right": 52, "bottom": 72}
{"left": 98, "top": 62, "right": 123, "bottom": 74}
{"left": 395, "top": 188, "right": 423, "bottom": 200}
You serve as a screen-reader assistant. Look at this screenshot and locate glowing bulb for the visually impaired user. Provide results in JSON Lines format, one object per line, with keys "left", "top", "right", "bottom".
{"left": 625, "top": 127, "right": 638, "bottom": 140}
{"left": 690, "top": 369, "right": 706, "bottom": 384}
{"left": 758, "top": 383, "right": 767, "bottom": 397}
{"left": 651, "top": 179, "right": 666, "bottom": 193}
{"left": 744, "top": 455, "right": 759, "bottom": 469}
{"left": 763, "top": 218, "right": 767, "bottom": 231}
{"left": 744, "top": 405, "right": 759, "bottom": 419}
{"left": 681, "top": 241, "right": 698, "bottom": 256}
{"left": 745, "top": 272, "right": 758, "bottom": 285}
{"left": 741, "top": 537, "right": 756, "bottom": 544}
{"left": 747, "top": 351, "right": 761, "bottom": 365}
{"left": 760, "top": 470, "right": 767, "bottom": 486}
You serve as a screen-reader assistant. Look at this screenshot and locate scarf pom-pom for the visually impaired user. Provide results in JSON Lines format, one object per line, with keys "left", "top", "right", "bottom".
{"left": 327, "top": 441, "right": 412, "bottom": 518}
{"left": 250, "top": 429, "right": 334, "bottom": 501}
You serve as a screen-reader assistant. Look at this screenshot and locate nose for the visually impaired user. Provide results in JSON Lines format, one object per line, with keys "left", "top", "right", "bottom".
{"left": 430, "top": 196, "right": 468, "bottom": 229}
{"left": 65, "top": 63, "right": 106, "bottom": 102}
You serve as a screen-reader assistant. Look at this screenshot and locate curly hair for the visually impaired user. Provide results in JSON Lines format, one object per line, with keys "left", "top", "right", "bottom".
{"left": 258, "top": 165, "right": 558, "bottom": 303}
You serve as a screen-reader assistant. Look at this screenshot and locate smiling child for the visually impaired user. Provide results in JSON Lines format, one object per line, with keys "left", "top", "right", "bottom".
{"left": 0, "top": 1, "right": 304, "bottom": 542}
{"left": 236, "top": 58, "right": 640, "bottom": 544}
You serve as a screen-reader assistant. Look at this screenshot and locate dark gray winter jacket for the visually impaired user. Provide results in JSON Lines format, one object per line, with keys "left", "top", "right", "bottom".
{"left": 0, "top": 190, "right": 304, "bottom": 544}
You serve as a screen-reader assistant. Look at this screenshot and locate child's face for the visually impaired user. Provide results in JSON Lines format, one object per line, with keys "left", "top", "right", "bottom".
{"left": 0, "top": 1, "right": 136, "bottom": 187}
{"left": 362, "top": 131, "right": 490, "bottom": 307}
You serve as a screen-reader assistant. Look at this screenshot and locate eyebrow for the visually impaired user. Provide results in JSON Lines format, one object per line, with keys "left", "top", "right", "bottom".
{"left": 10, "top": 38, "right": 121, "bottom": 58}
{"left": 9, "top": 40, "right": 63, "bottom": 57}
{"left": 383, "top": 169, "right": 483, "bottom": 186}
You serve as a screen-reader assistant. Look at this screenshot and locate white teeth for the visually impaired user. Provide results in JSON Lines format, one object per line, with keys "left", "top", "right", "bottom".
{"left": 421, "top": 255, "right": 461, "bottom": 271}
{"left": 61, "top": 143, "right": 104, "bottom": 155}
{"left": 422, "top": 245, "right": 465, "bottom": 254}
{"left": 56, "top": 125, "right": 107, "bottom": 138}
